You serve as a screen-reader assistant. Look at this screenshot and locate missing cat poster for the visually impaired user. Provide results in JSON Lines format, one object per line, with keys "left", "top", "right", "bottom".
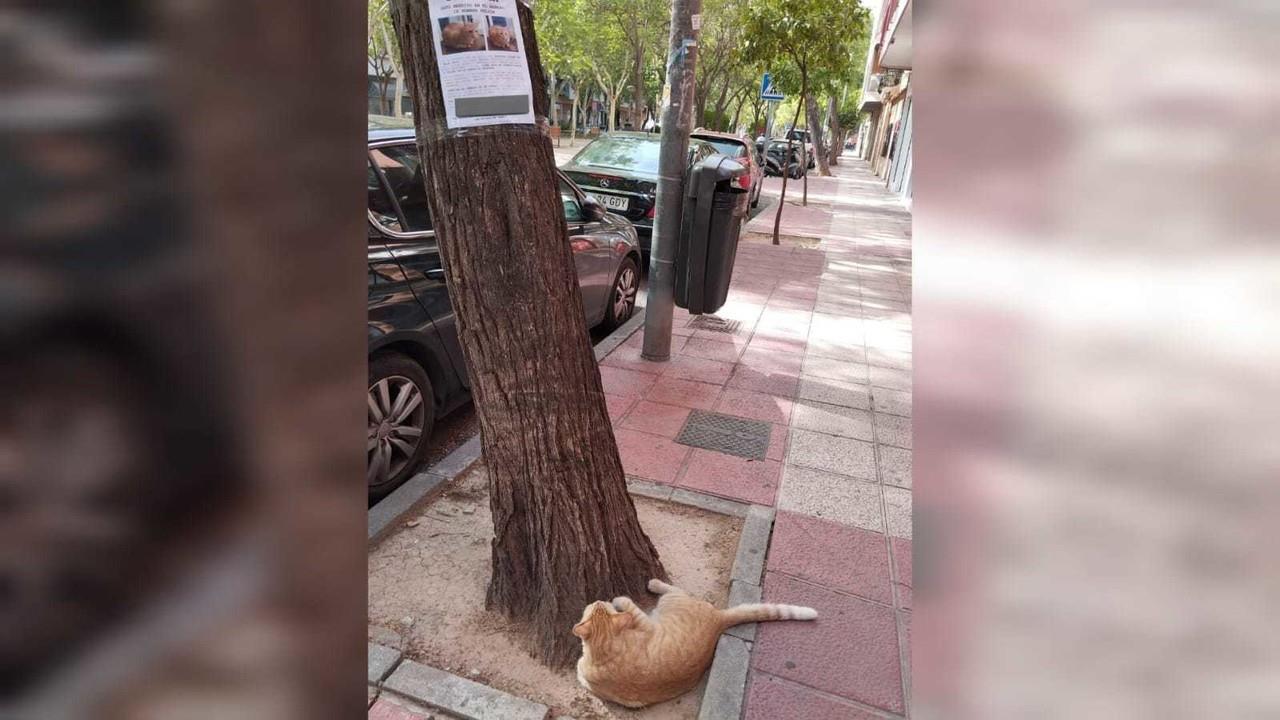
{"left": 428, "top": 0, "right": 535, "bottom": 129}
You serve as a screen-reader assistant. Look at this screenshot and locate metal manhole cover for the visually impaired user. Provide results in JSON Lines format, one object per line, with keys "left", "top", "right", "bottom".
{"left": 675, "top": 410, "right": 771, "bottom": 460}
{"left": 687, "top": 315, "right": 741, "bottom": 334}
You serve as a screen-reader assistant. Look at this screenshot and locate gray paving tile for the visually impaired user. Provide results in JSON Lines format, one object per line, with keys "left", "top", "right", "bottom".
{"left": 878, "top": 445, "right": 912, "bottom": 489}
{"left": 791, "top": 401, "right": 875, "bottom": 441}
{"left": 778, "top": 464, "right": 883, "bottom": 531}
{"left": 786, "top": 428, "right": 877, "bottom": 480}
{"left": 869, "top": 364, "right": 912, "bottom": 391}
{"left": 875, "top": 412, "right": 912, "bottom": 449}
{"left": 884, "top": 486, "right": 912, "bottom": 539}
{"left": 800, "top": 356, "right": 870, "bottom": 384}
{"left": 871, "top": 386, "right": 911, "bottom": 417}
{"left": 797, "top": 377, "right": 871, "bottom": 410}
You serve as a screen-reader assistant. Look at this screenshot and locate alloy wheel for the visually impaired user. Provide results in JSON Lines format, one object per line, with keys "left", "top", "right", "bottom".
{"left": 367, "top": 375, "right": 426, "bottom": 487}
{"left": 613, "top": 265, "right": 638, "bottom": 320}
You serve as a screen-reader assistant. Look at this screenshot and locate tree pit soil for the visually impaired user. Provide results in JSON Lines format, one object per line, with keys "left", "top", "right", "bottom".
{"left": 368, "top": 464, "right": 744, "bottom": 720}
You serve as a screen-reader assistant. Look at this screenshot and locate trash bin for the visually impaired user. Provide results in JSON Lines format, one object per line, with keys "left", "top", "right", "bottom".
{"left": 675, "top": 155, "right": 750, "bottom": 315}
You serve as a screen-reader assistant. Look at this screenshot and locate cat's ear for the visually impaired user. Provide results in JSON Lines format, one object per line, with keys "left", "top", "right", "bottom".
{"left": 572, "top": 619, "right": 592, "bottom": 639}
{"left": 612, "top": 611, "right": 635, "bottom": 630}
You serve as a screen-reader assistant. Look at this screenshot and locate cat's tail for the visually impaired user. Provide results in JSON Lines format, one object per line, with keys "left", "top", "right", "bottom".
{"left": 720, "top": 603, "right": 818, "bottom": 628}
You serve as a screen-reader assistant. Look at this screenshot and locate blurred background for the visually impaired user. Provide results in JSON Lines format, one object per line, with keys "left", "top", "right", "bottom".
{"left": 0, "top": 1, "right": 365, "bottom": 717}
{"left": 914, "top": 0, "right": 1280, "bottom": 717}
{"left": 4, "top": 0, "right": 1279, "bottom": 717}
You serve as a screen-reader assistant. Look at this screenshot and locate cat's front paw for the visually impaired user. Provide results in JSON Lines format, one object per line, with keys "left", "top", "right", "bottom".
{"left": 611, "top": 596, "right": 635, "bottom": 611}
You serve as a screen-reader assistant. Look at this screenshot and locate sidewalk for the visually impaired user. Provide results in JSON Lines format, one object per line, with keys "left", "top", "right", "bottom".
{"left": 601, "top": 158, "right": 913, "bottom": 718}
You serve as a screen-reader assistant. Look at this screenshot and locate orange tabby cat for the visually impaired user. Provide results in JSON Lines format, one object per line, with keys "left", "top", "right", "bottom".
{"left": 573, "top": 579, "right": 817, "bottom": 708}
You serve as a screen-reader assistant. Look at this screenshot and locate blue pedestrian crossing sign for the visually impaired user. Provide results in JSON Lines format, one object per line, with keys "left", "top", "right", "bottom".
{"left": 760, "top": 72, "right": 785, "bottom": 101}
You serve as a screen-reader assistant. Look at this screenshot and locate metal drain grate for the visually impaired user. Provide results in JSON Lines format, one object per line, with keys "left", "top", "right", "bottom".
{"left": 675, "top": 411, "right": 771, "bottom": 460}
{"left": 687, "top": 315, "right": 741, "bottom": 334}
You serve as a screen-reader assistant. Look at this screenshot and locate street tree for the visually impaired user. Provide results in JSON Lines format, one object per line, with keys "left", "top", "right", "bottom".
{"left": 743, "top": 0, "right": 868, "bottom": 238}
{"left": 591, "top": 0, "right": 670, "bottom": 128}
{"left": 536, "top": 0, "right": 591, "bottom": 131}
{"left": 389, "top": 0, "right": 666, "bottom": 667}
{"left": 584, "top": 17, "right": 633, "bottom": 131}
{"left": 368, "top": 0, "right": 402, "bottom": 116}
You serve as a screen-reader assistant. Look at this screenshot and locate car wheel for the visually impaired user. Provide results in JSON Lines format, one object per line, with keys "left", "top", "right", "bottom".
{"left": 751, "top": 184, "right": 760, "bottom": 208}
{"left": 368, "top": 353, "right": 434, "bottom": 496}
{"left": 602, "top": 256, "right": 640, "bottom": 330}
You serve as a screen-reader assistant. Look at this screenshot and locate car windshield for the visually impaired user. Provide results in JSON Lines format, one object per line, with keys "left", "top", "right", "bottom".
{"left": 698, "top": 138, "right": 748, "bottom": 157}
{"left": 572, "top": 136, "right": 661, "bottom": 174}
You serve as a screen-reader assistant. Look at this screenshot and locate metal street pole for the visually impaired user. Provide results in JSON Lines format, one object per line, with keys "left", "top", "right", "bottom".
{"left": 641, "top": 0, "right": 702, "bottom": 361}
{"left": 765, "top": 100, "right": 777, "bottom": 138}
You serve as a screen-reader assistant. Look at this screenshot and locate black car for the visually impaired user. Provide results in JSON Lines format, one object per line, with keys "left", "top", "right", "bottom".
{"left": 367, "top": 128, "right": 643, "bottom": 497}
{"left": 559, "top": 131, "right": 719, "bottom": 255}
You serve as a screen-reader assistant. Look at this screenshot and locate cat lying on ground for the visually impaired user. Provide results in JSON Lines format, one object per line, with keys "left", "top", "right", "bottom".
{"left": 574, "top": 578, "right": 818, "bottom": 708}
{"left": 441, "top": 22, "right": 484, "bottom": 51}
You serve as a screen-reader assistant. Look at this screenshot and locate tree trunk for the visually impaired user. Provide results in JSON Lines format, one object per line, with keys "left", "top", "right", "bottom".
{"left": 570, "top": 82, "right": 579, "bottom": 144}
{"left": 806, "top": 93, "right": 830, "bottom": 177}
{"left": 632, "top": 51, "right": 646, "bottom": 127}
{"left": 390, "top": 0, "right": 666, "bottom": 668}
{"left": 548, "top": 71, "right": 558, "bottom": 127}
{"left": 608, "top": 93, "right": 618, "bottom": 131}
{"left": 772, "top": 91, "right": 806, "bottom": 244}
{"left": 826, "top": 95, "right": 840, "bottom": 165}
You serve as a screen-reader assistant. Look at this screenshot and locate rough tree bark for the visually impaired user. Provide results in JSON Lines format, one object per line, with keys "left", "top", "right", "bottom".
{"left": 390, "top": 0, "right": 666, "bottom": 667}
{"left": 826, "top": 95, "right": 841, "bottom": 166}
{"left": 806, "top": 93, "right": 830, "bottom": 177}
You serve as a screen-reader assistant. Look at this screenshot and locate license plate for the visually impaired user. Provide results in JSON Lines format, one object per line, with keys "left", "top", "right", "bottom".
{"left": 588, "top": 193, "right": 629, "bottom": 212}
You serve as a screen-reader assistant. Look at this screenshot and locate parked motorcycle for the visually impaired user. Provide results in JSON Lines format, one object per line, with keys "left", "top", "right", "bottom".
{"left": 762, "top": 139, "right": 806, "bottom": 179}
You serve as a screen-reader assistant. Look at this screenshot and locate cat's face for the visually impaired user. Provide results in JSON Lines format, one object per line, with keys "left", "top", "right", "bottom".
{"left": 572, "top": 601, "right": 633, "bottom": 639}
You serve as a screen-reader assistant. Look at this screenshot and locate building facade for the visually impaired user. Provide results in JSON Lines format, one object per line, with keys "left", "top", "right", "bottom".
{"left": 858, "top": 0, "right": 912, "bottom": 207}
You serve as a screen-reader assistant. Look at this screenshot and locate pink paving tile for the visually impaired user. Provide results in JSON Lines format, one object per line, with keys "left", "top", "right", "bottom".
{"left": 604, "top": 393, "right": 635, "bottom": 424}
{"left": 676, "top": 450, "right": 781, "bottom": 506}
{"left": 680, "top": 336, "right": 748, "bottom": 362}
{"left": 767, "top": 295, "right": 817, "bottom": 311}
{"left": 716, "top": 387, "right": 794, "bottom": 425}
{"left": 368, "top": 699, "right": 428, "bottom": 720}
{"left": 739, "top": 348, "right": 804, "bottom": 375}
{"left": 660, "top": 355, "right": 735, "bottom": 385}
{"left": 618, "top": 400, "right": 692, "bottom": 439}
{"left": 599, "top": 365, "right": 658, "bottom": 398}
{"left": 767, "top": 422, "right": 787, "bottom": 461}
{"left": 891, "top": 537, "right": 912, "bottom": 610}
{"left": 746, "top": 335, "right": 808, "bottom": 355}
{"left": 768, "top": 511, "right": 892, "bottom": 605}
{"left": 745, "top": 672, "right": 886, "bottom": 720}
{"left": 754, "top": 572, "right": 904, "bottom": 714}
{"left": 601, "top": 344, "right": 667, "bottom": 375}
{"left": 614, "top": 428, "right": 690, "bottom": 484}
{"left": 623, "top": 331, "right": 688, "bottom": 355}
{"left": 726, "top": 366, "right": 801, "bottom": 398}
{"left": 645, "top": 376, "right": 722, "bottom": 410}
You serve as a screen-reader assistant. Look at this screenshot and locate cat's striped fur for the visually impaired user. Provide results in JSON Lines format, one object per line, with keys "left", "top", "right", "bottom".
{"left": 573, "top": 579, "right": 817, "bottom": 708}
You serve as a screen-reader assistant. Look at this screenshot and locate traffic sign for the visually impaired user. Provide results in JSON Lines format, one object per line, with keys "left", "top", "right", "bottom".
{"left": 760, "top": 72, "right": 784, "bottom": 101}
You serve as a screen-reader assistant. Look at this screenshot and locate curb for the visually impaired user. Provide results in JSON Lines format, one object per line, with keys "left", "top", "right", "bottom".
{"left": 368, "top": 309, "right": 647, "bottom": 545}
{"left": 367, "top": 486, "right": 773, "bottom": 720}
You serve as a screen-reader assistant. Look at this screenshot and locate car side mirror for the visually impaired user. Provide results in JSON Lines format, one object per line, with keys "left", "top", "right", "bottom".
{"left": 581, "top": 195, "right": 607, "bottom": 221}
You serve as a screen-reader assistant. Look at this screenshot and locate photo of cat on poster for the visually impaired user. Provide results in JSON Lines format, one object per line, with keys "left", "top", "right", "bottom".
{"left": 438, "top": 15, "right": 485, "bottom": 54}
{"left": 485, "top": 16, "right": 519, "bottom": 52}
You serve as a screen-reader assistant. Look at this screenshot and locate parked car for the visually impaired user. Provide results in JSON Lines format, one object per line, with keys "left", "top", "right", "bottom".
{"left": 786, "top": 128, "right": 817, "bottom": 169}
{"left": 691, "top": 128, "right": 764, "bottom": 208}
{"left": 559, "top": 131, "right": 720, "bottom": 256}
{"left": 366, "top": 128, "right": 643, "bottom": 497}
{"left": 763, "top": 139, "right": 807, "bottom": 179}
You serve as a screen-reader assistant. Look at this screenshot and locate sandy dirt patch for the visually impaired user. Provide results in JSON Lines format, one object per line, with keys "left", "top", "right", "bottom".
{"left": 368, "top": 465, "right": 742, "bottom": 719}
